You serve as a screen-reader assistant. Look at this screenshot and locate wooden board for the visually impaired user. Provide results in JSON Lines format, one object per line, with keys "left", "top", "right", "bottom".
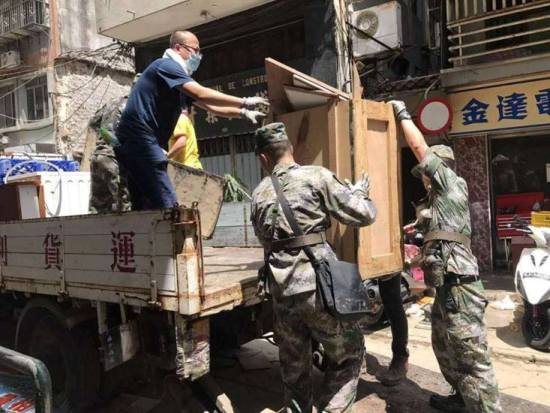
{"left": 167, "top": 162, "right": 226, "bottom": 239}
{"left": 284, "top": 85, "right": 333, "bottom": 111}
{"left": 353, "top": 100, "right": 403, "bottom": 278}
{"left": 275, "top": 102, "right": 355, "bottom": 262}
{"left": 265, "top": 57, "right": 350, "bottom": 115}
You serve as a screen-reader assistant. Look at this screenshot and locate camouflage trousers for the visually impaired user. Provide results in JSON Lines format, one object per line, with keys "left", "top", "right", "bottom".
{"left": 89, "top": 144, "right": 131, "bottom": 214}
{"left": 432, "top": 279, "right": 502, "bottom": 413}
{"left": 272, "top": 290, "right": 364, "bottom": 413}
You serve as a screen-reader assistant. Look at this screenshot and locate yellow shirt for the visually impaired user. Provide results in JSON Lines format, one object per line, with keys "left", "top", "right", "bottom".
{"left": 168, "top": 115, "right": 203, "bottom": 169}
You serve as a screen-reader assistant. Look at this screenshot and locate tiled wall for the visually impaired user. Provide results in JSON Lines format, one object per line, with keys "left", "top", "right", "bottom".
{"left": 454, "top": 135, "right": 493, "bottom": 273}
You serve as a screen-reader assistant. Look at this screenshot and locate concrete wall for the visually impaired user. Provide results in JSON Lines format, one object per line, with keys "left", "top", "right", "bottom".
{"left": 54, "top": 60, "right": 132, "bottom": 156}
{"left": 57, "top": 0, "right": 112, "bottom": 54}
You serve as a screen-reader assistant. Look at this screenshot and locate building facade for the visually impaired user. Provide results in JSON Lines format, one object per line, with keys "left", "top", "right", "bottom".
{"left": 364, "top": 0, "right": 550, "bottom": 273}
{"left": 0, "top": 0, "right": 132, "bottom": 155}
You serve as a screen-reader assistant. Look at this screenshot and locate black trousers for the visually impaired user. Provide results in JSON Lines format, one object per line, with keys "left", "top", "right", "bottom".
{"left": 379, "top": 274, "right": 409, "bottom": 360}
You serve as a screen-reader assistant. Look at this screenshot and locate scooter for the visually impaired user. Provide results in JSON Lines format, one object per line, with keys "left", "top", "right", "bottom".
{"left": 513, "top": 219, "right": 550, "bottom": 351}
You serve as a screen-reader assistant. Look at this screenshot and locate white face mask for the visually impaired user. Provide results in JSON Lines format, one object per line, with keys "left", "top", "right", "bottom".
{"left": 186, "top": 52, "right": 202, "bottom": 75}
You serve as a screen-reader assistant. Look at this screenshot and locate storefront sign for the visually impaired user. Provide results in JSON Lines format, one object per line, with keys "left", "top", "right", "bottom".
{"left": 192, "top": 68, "right": 268, "bottom": 139}
{"left": 449, "top": 76, "right": 550, "bottom": 135}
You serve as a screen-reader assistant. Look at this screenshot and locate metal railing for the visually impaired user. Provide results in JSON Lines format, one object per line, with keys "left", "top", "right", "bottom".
{"left": 445, "top": 0, "right": 550, "bottom": 66}
{"left": 0, "top": 0, "right": 48, "bottom": 37}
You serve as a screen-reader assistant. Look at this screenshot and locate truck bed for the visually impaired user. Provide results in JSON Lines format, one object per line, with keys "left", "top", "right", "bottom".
{"left": 0, "top": 209, "right": 262, "bottom": 318}
{"left": 202, "top": 247, "right": 263, "bottom": 315}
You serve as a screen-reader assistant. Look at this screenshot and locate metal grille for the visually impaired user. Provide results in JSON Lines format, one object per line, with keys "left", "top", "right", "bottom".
{"left": 0, "top": 0, "right": 48, "bottom": 36}
{"left": 0, "top": 84, "right": 16, "bottom": 129}
{"left": 199, "top": 134, "right": 262, "bottom": 194}
{"left": 445, "top": 0, "right": 550, "bottom": 66}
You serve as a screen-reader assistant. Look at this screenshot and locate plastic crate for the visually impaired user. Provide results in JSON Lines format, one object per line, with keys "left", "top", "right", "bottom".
{"left": 0, "top": 159, "right": 80, "bottom": 184}
{"left": 531, "top": 211, "right": 550, "bottom": 228}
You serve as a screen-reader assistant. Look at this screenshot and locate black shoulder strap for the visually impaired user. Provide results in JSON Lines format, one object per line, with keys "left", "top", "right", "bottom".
{"left": 270, "top": 174, "right": 318, "bottom": 264}
{"left": 270, "top": 174, "right": 303, "bottom": 236}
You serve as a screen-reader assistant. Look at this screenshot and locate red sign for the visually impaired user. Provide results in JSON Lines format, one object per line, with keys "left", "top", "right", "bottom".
{"left": 417, "top": 98, "right": 453, "bottom": 135}
{"left": 43, "top": 233, "right": 62, "bottom": 270}
{"left": 111, "top": 231, "right": 136, "bottom": 273}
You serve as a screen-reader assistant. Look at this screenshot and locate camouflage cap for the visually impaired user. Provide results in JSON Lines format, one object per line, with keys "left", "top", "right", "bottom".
{"left": 411, "top": 145, "right": 455, "bottom": 178}
{"left": 431, "top": 144, "right": 454, "bottom": 161}
{"left": 254, "top": 122, "right": 289, "bottom": 154}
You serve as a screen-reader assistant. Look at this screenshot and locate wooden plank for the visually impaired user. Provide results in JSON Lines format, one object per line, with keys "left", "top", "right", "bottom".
{"left": 276, "top": 106, "right": 331, "bottom": 167}
{"left": 327, "top": 100, "right": 355, "bottom": 262}
{"left": 284, "top": 84, "right": 334, "bottom": 111}
{"left": 266, "top": 57, "right": 350, "bottom": 115}
{"left": 353, "top": 99, "right": 403, "bottom": 279}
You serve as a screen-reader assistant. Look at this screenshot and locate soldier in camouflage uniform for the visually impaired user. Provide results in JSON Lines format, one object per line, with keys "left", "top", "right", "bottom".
{"left": 250, "top": 123, "right": 377, "bottom": 413}
{"left": 89, "top": 93, "right": 132, "bottom": 213}
{"left": 391, "top": 101, "right": 501, "bottom": 413}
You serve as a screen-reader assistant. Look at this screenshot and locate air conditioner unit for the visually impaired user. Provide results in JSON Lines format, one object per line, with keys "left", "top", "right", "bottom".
{"left": 0, "top": 50, "right": 21, "bottom": 69}
{"left": 352, "top": 1, "right": 403, "bottom": 58}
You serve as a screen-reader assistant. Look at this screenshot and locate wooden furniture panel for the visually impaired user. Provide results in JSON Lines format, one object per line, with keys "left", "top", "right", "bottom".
{"left": 353, "top": 100, "right": 403, "bottom": 278}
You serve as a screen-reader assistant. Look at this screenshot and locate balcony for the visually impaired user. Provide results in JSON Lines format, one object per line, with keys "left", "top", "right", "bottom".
{"left": 0, "top": 0, "right": 49, "bottom": 44}
{"left": 95, "top": 0, "right": 275, "bottom": 43}
{"left": 446, "top": 0, "right": 550, "bottom": 67}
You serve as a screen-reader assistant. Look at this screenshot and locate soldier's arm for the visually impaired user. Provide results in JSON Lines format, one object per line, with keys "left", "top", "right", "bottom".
{"left": 401, "top": 120, "right": 428, "bottom": 162}
{"left": 319, "top": 168, "right": 377, "bottom": 227}
{"left": 390, "top": 101, "right": 428, "bottom": 162}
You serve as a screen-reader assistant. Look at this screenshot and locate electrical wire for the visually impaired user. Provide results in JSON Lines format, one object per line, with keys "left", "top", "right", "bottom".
{"left": 18, "top": 46, "right": 131, "bottom": 148}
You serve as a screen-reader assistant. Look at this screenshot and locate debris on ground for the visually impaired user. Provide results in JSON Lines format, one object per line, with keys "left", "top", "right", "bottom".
{"left": 490, "top": 294, "right": 517, "bottom": 311}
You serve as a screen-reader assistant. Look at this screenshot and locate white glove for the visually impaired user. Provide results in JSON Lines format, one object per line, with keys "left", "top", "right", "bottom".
{"left": 345, "top": 171, "right": 370, "bottom": 197}
{"left": 242, "top": 96, "right": 270, "bottom": 108}
{"left": 240, "top": 108, "right": 266, "bottom": 124}
{"left": 389, "top": 100, "right": 412, "bottom": 121}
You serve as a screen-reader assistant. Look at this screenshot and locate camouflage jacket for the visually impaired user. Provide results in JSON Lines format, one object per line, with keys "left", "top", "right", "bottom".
{"left": 251, "top": 162, "right": 377, "bottom": 296}
{"left": 90, "top": 95, "right": 128, "bottom": 156}
{"left": 417, "top": 148, "right": 479, "bottom": 275}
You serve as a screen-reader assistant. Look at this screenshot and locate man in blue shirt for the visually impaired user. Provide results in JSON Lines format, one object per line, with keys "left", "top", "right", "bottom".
{"left": 116, "top": 30, "right": 268, "bottom": 210}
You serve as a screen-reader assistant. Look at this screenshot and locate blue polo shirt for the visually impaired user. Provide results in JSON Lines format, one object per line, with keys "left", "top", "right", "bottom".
{"left": 116, "top": 58, "right": 194, "bottom": 162}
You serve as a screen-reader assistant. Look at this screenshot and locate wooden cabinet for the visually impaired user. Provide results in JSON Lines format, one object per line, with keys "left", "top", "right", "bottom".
{"left": 266, "top": 58, "right": 403, "bottom": 279}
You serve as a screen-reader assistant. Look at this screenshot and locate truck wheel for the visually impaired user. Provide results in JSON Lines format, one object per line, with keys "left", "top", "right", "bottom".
{"left": 522, "top": 302, "right": 550, "bottom": 352}
{"left": 27, "top": 315, "right": 101, "bottom": 411}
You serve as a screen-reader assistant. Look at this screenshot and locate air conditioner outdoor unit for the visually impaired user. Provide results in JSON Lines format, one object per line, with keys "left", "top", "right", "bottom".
{"left": 352, "top": 1, "right": 403, "bottom": 58}
{"left": 0, "top": 50, "right": 21, "bottom": 69}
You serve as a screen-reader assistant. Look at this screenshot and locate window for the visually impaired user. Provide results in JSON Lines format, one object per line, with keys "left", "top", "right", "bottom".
{"left": 0, "top": 84, "right": 16, "bottom": 129}
{"left": 26, "top": 74, "right": 49, "bottom": 121}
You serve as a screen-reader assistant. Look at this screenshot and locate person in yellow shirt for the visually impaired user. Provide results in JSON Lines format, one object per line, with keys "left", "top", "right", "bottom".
{"left": 167, "top": 110, "right": 203, "bottom": 169}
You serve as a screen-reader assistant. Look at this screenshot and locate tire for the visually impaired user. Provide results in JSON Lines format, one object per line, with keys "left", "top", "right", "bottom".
{"left": 27, "top": 315, "right": 101, "bottom": 411}
{"left": 522, "top": 302, "right": 550, "bottom": 352}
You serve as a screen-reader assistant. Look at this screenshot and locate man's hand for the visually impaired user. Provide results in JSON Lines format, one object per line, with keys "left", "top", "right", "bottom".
{"left": 242, "top": 96, "right": 270, "bottom": 108}
{"left": 240, "top": 108, "right": 266, "bottom": 124}
{"left": 389, "top": 100, "right": 412, "bottom": 122}
{"left": 345, "top": 171, "right": 371, "bottom": 197}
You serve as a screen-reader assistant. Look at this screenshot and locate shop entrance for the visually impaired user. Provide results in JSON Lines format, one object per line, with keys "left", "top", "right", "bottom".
{"left": 490, "top": 134, "right": 550, "bottom": 269}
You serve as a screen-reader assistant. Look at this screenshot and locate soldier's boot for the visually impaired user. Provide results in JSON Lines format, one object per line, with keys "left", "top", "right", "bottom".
{"left": 429, "top": 392, "right": 466, "bottom": 412}
{"left": 379, "top": 356, "right": 408, "bottom": 387}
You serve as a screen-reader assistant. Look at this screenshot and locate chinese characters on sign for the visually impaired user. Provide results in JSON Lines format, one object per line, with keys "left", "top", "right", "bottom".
{"left": 0, "top": 235, "right": 7, "bottom": 266}
{"left": 43, "top": 233, "right": 62, "bottom": 270}
{"left": 111, "top": 231, "right": 136, "bottom": 273}
{"left": 194, "top": 69, "right": 268, "bottom": 137}
{"left": 452, "top": 77, "right": 550, "bottom": 135}
{"left": 462, "top": 91, "right": 540, "bottom": 125}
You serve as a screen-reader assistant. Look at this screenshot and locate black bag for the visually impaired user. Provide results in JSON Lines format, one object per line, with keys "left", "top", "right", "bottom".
{"left": 270, "top": 175, "right": 371, "bottom": 322}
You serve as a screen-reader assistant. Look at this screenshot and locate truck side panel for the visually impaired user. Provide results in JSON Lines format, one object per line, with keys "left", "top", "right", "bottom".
{"left": 0, "top": 211, "right": 178, "bottom": 306}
